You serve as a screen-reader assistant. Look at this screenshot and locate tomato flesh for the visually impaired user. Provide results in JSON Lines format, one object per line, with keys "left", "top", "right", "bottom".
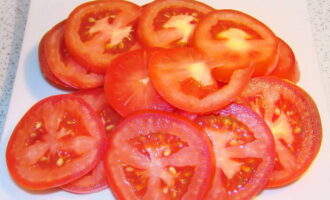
{"left": 138, "top": 0, "right": 213, "bottom": 48}
{"left": 104, "top": 49, "right": 174, "bottom": 117}
{"left": 195, "top": 103, "right": 275, "bottom": 200}
{"left": 236, "top": 77, "right": 322, "bottom": 187}
{"left": 6, "top": 95, "right": 106, "bottom": 190}
{"left": 104, "top": 110, "right": 215, "bottom": 200}
{"left": 193, "top": 9, "right": 279, "bottom": 82}
{"left": 148, "top": 47, "right": 253, "bottom": 113}
{"left": 64, "top": 0, "right": 141, "bottom": 73}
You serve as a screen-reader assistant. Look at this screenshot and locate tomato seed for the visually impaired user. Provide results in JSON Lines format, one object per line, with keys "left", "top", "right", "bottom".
{"left": 294, "top": 126, "right": 302, "bottom": 133}
{"left": 163, "top": 149, "right": 171, "bottom": 156}
{"left": 30, "top": 133, "right": 37, "bottom": 137}
{"left": 274, "top": 108, "right": 281, "bottom": 115}
{"left": 169, "top": 166, "right": 177, "bottom": 175}
{"left": 126, "top": 167, "right": 134, "bottom": 172}
{"left": 88, "top": 17, "right": 96, "bottom": 23}
{"left": 56, "top": 158, "right": 64, "bottom": 166}
{"left": 106, "top": 124, "right": 115, "bottom": 131}
{"left": 35, "top": 121, "right": 42, "bottom": 128}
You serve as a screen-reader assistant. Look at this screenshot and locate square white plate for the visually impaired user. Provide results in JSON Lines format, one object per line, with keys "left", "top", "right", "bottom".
{"left": 1, "top": 0, "right": 330, "bottom": 199}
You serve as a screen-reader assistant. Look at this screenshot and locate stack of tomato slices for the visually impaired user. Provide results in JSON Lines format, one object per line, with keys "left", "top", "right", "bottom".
{"left": 6, "top": 0, "right": 322, "bottom": 199}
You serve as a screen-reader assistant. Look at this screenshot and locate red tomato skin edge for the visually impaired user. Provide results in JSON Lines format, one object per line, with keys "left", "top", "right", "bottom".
{"left": 104, "top": 109, "right": 216, "bottom": 200}
{"left": 266, "top": 79, "right": 322, "bottom": 188}
{"left": 61, "top": 176, "right": 108, "bottom": 194}
{"left": 38, "top": 34, "right": 73, "bottom": 90}
{"left": 6, "top": 94, "right": 107, "bottom": 190}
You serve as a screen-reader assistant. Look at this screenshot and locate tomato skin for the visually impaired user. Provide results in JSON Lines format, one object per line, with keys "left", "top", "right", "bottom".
{"left": 195, "top": 103, "right": 275, "bottom": 200}
{"left": 104, "top": 110, "right": 215, "bottom": 200}
{"left": 64, "top": 0, "right": 141, "bottom": 73}
{"left": 6, "top": 94, "right": 106, "bottom": 190}
{"left": 269, "top": 38, "right": 300, "bottom": 83}
{"left": 193, "top": 9, "right": 279, "bottom": 81}
{"left": 236, "top": 77, "right": 322, "bottom": 187}
{"left": 104, "top": 48, "right": 174, "bottom": 117}
{"left": 138, "top": 0, "right": 214, "bottom": 48}
{"left": 148, "top": 47, "right": 254, "bottom": 113}
{"left": 41, "top": 21, "right": 104, "bottom": 89}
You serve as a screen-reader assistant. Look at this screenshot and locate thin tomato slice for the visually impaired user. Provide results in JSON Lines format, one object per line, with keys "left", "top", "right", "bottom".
{"left": 236, "top": 77, "right": 322, "bottom": 187}
{"left": 6, "top": 95, "right": 106, "bottom": 190}
{"left": 269, "top": 38, "right": 300, "bottom": 83}
{"left": 61, "top": 88, "right": 122, "bottom": 194}
{"left": 148, "top": 47, "right": 253, "bottom": 113}
{"left": 138, "top": 0, "right": 213, "bottom": 48}
{"left": 104, "top": 110, "right": 215, "bottom": 200}
{"left": 64, "top": 0, "right": 141, "bottom": 73}
{"left": 195, "top": 103, "right": 275, "bottom": 200}
{"left": 38, "top": 31, "right": 72, "bottom": 90}
{"left": 40, "top": 21, "right": 104, "bottom": 89}
{"left": 104, "top": 49, "right": 174, "bottom": 117}
{"left": 193, "top": 9, "right": 279, "bottom": 81}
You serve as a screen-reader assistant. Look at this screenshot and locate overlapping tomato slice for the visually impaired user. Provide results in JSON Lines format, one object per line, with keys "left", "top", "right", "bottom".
{"left": 138, "top": 0, "right": 213, "bottom": 48}
{"left": 104, "top": 48, "right": 174, "bottom": 117}
{"left": 64, "top": 0, "right": 141, "bottom": 73}
{"left": 195, "top": 103, "right": 275, "bottom": 200}
{"left": 39, "top": 21, "right": 104, "bottom": 89}
{"left": 61, "top": 88, "right": 122, "bottom": 193}
{"left": 193, "top": 9, "right": 279, "bottom": 82}
{"left": 236, "top": 77, "right": 322, "bottom": 187}
{"left": 148, "top": 47, "right": 253, "bottom": 113}
{"left": 104, "top": 110, "right": 215, "bottom": 200}
{"left": 6, "top": 95, "right": 106, "bottom": 190}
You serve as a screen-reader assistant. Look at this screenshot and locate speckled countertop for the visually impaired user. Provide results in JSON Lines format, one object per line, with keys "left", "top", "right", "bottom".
{"left": 0, "top": 0, "right": 329, "bottom": 133}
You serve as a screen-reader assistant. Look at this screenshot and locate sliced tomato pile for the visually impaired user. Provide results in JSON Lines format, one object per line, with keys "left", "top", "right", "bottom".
{"left": 7, "top": 0, "right": 322, "bottom": 199}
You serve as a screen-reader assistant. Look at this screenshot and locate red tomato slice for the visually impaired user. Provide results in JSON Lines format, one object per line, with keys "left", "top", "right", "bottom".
{"left": 6, "top": 94, "right": 106, "bottom": 190}
{"left": 61, "top": 88, "right": 122, "bottom": 193}
{"left": 104, "top": 110, "right": 215, "bottom": 200}
{"left": 64, "top": 0, "right": 141, "bottom": 73}
{"left": 193, "top": 10, "right": 279, "bottom": 82}
{"left": 138, "top": 0, "right": 213, "bottom": 48}
{"left": 236, "top": 77, "right": 322, "bottom": 187}
{"left": 104, "top": 49, "right": 174, "bottom": 117}
{"left": 195, "top": 103, "right": 275, "bottom": 200}
{"left": 40, "top": 21, "right": 104, "bottom": 89}
{"left": 148, "top": 47, "right": 253, "bottom": 113}
{"left": 38, "top": 32, "right": 73, "bottom": 90}
{"left": 269, "top": 38, "right": 300, "bottom": 83}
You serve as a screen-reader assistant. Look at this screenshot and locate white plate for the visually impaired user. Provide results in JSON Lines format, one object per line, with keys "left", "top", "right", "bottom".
{"left": 1, "top": 0, "right": 330, "bottom": 199}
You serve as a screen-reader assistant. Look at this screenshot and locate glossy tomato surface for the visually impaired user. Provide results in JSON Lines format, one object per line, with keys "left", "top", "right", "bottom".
{"left": 193, "top": 9, "right": 278, "bottom": 81}
{"left": 61, "top": 88, "right": 122, "bottom": 193}
{"left": 105, "top": 48, "right": 174, "bottom": 117}
{"left": 64, "top": 0, "right": 141, "bottom": 73}
{"left": 40, "top": 21, "right": 104, "bottom": 89}
{"left": 269, "top": 38, "right": 300, "bottom": 83}
{"left": 148, "top": 47, "right": 253, "bottom": 113}
{"left": 195, "top": 103, "right": 275, "bottom": 200}
{"left": 236, "top": 77, "right": 322, "bottom": 187}
{"left": 104, "top": 110, "right": 215, "bottom": 200}
{"left": 6, "top": 95, "right": 106, "bottom": 190}
{"left": 138, "top": 0, "right": 213, "bottom": 48}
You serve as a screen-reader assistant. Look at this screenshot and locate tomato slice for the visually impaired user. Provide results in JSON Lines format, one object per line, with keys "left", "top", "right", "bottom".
{"left": 138, "top": 0, "right": 213, "bottom": 48}
{"left": 104, "top": 49, "right": 174, "bottom": 117}
{"left": 40, "top": 21, "right": 104, "bottom": 89}
{"left": 38, "top": 31, "right": 73, "bottom": 90}
{"left": 195, "top": 103, "right": 275, "bottom": 200}
{"left": 148, "top": 47, "right": 253, "bottom": 113}
{"left": 6, "top": 94, "right": 106, "bottom": 190}
{"left": 193, "top": 9, "right": 279, "bottom": 82}
{"left": 64, "top": 0, "right": 141, "bottom": 73}
{"left": 236, "top": 77, "right": 322, "bottom": 187}
{"left": 269, "top": 38, "right": 300, "bottom": 83}
{"left": 104, "top": 110, "right": 215, "bottom": 200}
{"left": 61, "top": 88, "right": 122, "bottom": 193}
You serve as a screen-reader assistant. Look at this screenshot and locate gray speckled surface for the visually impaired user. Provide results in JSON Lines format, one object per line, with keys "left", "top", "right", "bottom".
{"left": 0, "top": 0, "right": 329, "bottom": 133}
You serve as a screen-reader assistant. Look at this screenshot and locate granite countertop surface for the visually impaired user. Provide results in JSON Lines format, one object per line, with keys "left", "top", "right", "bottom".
{"left": 0, "top": 0, "right": 329, "bottom": 133}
